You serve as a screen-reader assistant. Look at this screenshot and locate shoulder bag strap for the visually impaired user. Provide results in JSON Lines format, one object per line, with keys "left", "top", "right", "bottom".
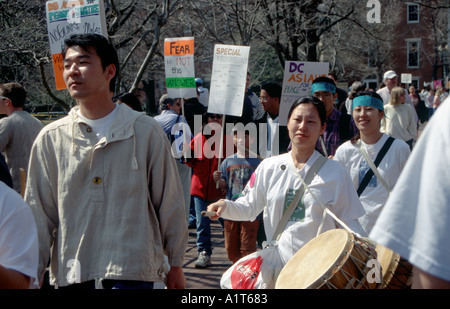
{"left": 356, "top": 136, "right": 395, "bottom": 196}
{"left": 273, "top": 155, "right": 327, "bottom": 242}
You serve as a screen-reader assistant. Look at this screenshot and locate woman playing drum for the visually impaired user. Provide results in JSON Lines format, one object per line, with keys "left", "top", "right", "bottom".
{"left": 333, "top": 92, "right": 410, "bottom": 235}
{"left": 207, "top": 96, "right": 366, "bottom": 267}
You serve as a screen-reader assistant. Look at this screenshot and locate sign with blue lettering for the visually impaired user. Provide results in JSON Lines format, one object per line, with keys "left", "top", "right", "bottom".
{"left": 279, "top": 61, "right": 329, "bottom": 125}
{"left": 46, "top": 0, "right": 107, "bottom": 90}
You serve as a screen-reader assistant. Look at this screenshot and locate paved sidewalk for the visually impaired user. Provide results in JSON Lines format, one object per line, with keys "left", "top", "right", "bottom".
{"left": 183, "top": 221, "right": 233, "bottom": 289}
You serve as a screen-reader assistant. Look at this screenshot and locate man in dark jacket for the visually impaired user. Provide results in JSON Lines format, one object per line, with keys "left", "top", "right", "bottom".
{"left": 254, "top": 82, "right": 290, "bottom": 158}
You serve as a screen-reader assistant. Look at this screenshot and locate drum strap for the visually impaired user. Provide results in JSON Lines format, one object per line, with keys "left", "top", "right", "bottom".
{"left": 273, "top": 155, "right": 327, "bottom": 242}
{"left": 356, "top": 137, "right": 394, "bottom": 196}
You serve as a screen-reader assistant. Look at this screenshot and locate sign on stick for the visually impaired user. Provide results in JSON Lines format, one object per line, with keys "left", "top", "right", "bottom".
{"left": 279, "top": 61, "right": 329, "bottom": 125}
{"left": 164, "top": 37, "right": 196, "bottom": 99}
{"left": 208, "top": 45, "right": 250, "bottom": 117}
{"left": 46, "top": 0, "right": 108, "bottom": 90}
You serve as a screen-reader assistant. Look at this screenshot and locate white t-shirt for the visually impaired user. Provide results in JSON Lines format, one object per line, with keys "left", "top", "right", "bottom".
{"left": 334, "top": 134, "right": 410, "bottom": 234}
{"left": 222, "top": 151, "right": 366, "bottom": 264}
{"left": 0, "top": 182, "right": 38, "bottom": 288}
{"left": 370, "top": 98, "right": 450, "bottom": 282}
{"left": 77, "top": 103, "right": 119, "bottom": 141}
{"left": 197, "top": 86, "right": 209, "bottom": 107}
{"left": 265, "top": 115, "right": 279, "bottom": 158}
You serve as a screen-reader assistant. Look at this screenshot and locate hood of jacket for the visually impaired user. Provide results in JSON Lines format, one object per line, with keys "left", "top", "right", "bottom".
{"left": 68, "top": 104, "right": 145, "bottom": 170}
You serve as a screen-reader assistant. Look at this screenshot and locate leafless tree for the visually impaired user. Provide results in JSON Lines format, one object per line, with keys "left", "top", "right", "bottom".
{"left": 0, "top": 0, "right": 448, "bottom": 110}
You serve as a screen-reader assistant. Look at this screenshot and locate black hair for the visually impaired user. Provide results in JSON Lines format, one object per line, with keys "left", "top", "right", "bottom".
{"left": 287, "top": 96, "right": 327, "bottom": 125}
{"left": 312, "top": 76, "right": 336, "bottom": 87}
{"left": 62, "top": 33, "right": 119, "bottom": 93}
{"left": 260, "top": 82, "right": 282, "bottom": 99}
{"left": 0, "top": 82, "right": 26, "bottom": 108}
{"left": 348, "top": 81, "right": 367, "bottom": 100}
{"left": 353, "top": 91, "right": 383, "bottom": 103}
{"left": 114, "top": 92, "right": 143, "bottom": 112}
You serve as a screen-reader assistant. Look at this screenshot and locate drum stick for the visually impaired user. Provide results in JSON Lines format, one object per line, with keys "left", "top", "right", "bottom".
{"left": 201, "top": 211, "right": 217, "bottom": 217}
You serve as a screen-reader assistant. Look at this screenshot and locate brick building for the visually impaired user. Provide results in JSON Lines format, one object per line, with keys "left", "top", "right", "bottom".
{"left": 364, "top": 1, "right": 449, "bottom": 90}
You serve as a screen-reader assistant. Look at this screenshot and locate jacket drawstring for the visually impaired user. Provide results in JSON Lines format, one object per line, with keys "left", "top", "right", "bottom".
{"left": 131, "top": 131, "right": 138, "bottom": 170}
{"left": 72, "top": 121, "right": 77, "bottom": 154}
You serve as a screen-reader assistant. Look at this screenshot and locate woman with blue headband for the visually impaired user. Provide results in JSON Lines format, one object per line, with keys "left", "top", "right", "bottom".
{"left": 334, "top": 91, "right": 411, "bottom": 235}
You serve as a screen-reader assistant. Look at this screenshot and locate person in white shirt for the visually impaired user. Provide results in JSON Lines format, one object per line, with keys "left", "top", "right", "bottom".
{"left": 195, "top": 78, "right": 209, "bottom": 107}
{"left": 254, "top": 82, "right": 290, "bottom": 158}
{"left": 377, "top": 70, "right": 412, "bottom": 106}
{"left": 0, "top": 181, "right": 38, "bottom": 288}
{"left": 370, "top": 97, "right": 450, "bottom": 288}
{"left": 380, "top": 87, "right": 418, "bottom": 150}
{"left": 377, "top": 70, "right": 417, "bottom": 122}
{"left": 206, "top": 96, "right": 366, "bottom": 267}
{"left": 334, "top": 91, "right": 410, "bottom": 235}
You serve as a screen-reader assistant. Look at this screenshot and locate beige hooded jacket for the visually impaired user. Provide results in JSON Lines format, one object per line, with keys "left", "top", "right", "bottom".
{"left": 25, "top": 104, "right": 187, "bottom": 287}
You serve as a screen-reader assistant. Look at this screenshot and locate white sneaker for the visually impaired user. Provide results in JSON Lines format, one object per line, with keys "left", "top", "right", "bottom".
{"left": 194, "top": 251, "right": 211, "bottom": 268}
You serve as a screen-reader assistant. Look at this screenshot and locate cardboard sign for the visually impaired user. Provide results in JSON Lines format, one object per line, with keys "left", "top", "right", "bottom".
{"left": 46, "top": 0, "right": 107, "bottom": 90}
{"left": 279, "top": 61, "right": 329, "bottom": 125}
{"left": 164, "top": 37, "right": 196, "bottom": 99}
{"left": 208, "top": 44, "right": 250, "bottom": 117}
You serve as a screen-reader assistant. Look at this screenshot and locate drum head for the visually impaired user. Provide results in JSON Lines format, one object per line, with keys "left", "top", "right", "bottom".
{"left": 276, "top": 229, "right": 354, "bottom": 289}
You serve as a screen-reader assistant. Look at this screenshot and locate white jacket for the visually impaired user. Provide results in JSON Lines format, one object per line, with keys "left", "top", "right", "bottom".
{"left": 381, "top": 103, "right": 418, "bottom": 142}
{"left": 25, "top": 104, "right": 187, "bottom": 287}
{"left": 221, "top": 151, "right": 366, "bottom": 265}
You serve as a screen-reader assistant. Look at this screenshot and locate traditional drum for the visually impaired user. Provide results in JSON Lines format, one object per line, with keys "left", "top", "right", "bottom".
{"left": 376, "top": 244, "right": 413, "bottom": 289}
{"left": 275, "top": 229, "right": 380, "bottom": 289}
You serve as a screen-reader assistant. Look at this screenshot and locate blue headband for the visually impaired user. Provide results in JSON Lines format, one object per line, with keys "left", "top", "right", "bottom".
{"left": 311, "top": 82, "right": 336, "bottom": 94}
{"left": 352, "top": 96, "right": 384, "bottom": 111}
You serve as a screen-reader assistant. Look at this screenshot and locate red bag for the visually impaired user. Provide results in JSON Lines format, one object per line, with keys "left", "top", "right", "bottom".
{"left": 221, "top": 244, "right": 283, "bottom": 289}
{"left": 230, "top": 256, "right": 263, "bottom": 289}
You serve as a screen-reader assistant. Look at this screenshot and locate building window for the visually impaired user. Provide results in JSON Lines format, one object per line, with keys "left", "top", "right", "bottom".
{"left": 406, "top": 39, "right": 420, "bottom": 68}
{"left": 411, "top": 78, "right": 420, "bottom": 90}
{"left": 407, "top": 3, "right": 419, "bottom": 23}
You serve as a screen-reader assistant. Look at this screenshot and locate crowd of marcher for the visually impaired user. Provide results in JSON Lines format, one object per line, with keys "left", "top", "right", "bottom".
{"left": 1, "top": 33, "right": 449, "bottom": 290}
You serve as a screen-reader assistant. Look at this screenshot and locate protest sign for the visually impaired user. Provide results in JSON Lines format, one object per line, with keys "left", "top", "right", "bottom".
{"left": 164, "top": 37, "right": 196, "bottom": 99}
{"left": 208, "top": 44, "right": 250, "bottom": 117}
{"left": 433, "top": 80, "right": 442, "bottom": 89}
{"left": 279, "top": 61, "right": 329, "bottom": 125}
{"left": 46, "top": 0, "right": 107, "bottom": 90}
{"left": 401, "top": 73, "right": 412, "bottom": 84}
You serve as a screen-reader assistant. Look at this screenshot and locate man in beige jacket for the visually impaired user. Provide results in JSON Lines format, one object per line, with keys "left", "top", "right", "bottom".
{"left": 25, "top": 34, "right": 187, "bottom": 289}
